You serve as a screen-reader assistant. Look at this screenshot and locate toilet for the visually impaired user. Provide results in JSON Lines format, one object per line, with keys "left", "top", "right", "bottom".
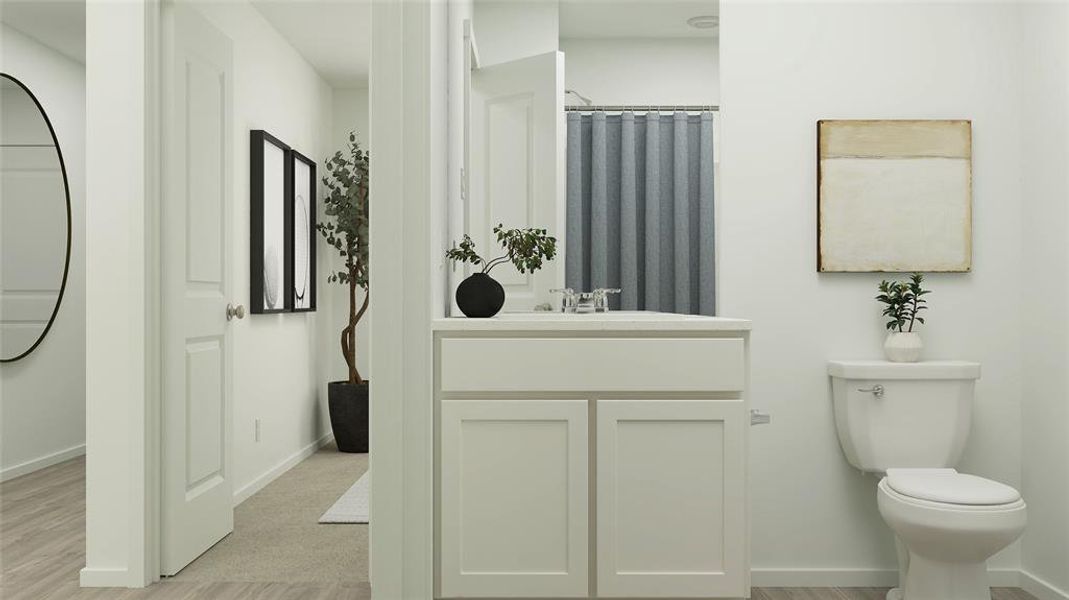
{"left": 828, "top": 360, "right": 1026, "bottom": 600}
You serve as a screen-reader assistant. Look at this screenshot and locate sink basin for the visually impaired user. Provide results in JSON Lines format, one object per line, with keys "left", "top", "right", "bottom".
{"left": 433, "top": 310, "right": 751, "bottom": 331}
{"left": 492, "top": 311, "right": 700, "bottom": 321}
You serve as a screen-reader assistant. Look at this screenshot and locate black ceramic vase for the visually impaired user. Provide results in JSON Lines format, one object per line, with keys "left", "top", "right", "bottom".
{"left": 456, "top": 272, "right": 505, "bottom": 318}
{"left": 328, "top": 381, "right": 369, "bottom": 453}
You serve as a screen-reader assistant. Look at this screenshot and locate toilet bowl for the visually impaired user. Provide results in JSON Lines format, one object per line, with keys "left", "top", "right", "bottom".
{"left": 877, "top": 469, "right": 1026, "bottom": 600}
{"left": 828, "top": 361, "right": 1028, "bottom": 600}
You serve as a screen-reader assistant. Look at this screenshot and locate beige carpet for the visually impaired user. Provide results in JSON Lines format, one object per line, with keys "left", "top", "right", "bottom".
{"left": 170, "top": 442, "right": 369, "bottom": 584}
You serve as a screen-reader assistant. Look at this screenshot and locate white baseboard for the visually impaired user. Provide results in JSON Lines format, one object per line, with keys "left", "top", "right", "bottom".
{"left": 79, "top": 567, "right": 130, "bottom": 588}
{"left": 232, "top": 433, "right": 334, "bottom": 506}
{"left": 1021, "top": 570, "right": 1069, "bottom": 600}
{"left": 1, "top": 443, "right": 85, "bottom": 482}
{"left": 751, "top": 567, "right": 1021, "bottom": 588}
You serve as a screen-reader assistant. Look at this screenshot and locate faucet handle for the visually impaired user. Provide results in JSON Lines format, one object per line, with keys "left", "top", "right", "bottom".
{"left": 550, "top": 288, "right": 578, "bottom": 312}
{"left": 593, "top": 288, "right": 621, "bottom": 296}
{"left": 591, "top": 288, "right": 621, "bottom": 312}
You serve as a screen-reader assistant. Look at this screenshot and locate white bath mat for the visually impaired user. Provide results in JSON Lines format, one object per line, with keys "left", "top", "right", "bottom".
{"left": 319, "top": 470, "right": 370, "bottom": 524}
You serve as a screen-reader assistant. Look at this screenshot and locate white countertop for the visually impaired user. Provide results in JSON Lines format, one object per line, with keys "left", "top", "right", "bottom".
{"left": 431, "top": 311, "right": 751, "bottom": 332}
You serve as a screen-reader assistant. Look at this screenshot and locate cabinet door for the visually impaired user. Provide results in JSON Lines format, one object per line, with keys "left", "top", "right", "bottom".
{"left": 440, "top": 400, "right": 588, "bottom": 598}
{"left": 597, "top": 400, "right": 747, "bottom": 598}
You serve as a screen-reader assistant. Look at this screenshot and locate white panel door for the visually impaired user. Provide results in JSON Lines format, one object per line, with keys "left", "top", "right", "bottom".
{"left": 597, "top": 400, "right": 748, "bottom": 598}
{"left": 440, "top": 400, "right": 588, "bottom": 598}
{"left": 161, "top": 4, "right": 235, "bottom": 575}
{"left": 468, "top": 51, "right": 565, "bottom": 312}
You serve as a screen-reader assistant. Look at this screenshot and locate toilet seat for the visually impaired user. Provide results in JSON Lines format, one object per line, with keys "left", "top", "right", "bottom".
{"left": 885, "top": 468, "right": 1021, "bottom": 506}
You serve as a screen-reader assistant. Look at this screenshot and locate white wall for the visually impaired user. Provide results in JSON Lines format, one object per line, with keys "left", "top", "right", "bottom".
{"left": 719, "top": 1, "right": 1026, "bottom": 581}
{"left": 1019, "top": 2, "right": 1069, "bottom": 596}
{"left": 560, "top": 37, "right": 719, "bottom": 106}
{"left": 189, "top": 1, "right": 335, "bottom": 502}
{"left": 447, "top": 0, "right": 473, "bottom": 318}
{"left": 473, "top": 0, "right": 557, "bottom": 67}
{"left": 84, "top": 0, "right": 151, "bottom": 584}
{"left": 0, "top": 24, "right": 86, "bottom": 480}
{"left": 366, "top": 0, "right": 449, "bottom": 593}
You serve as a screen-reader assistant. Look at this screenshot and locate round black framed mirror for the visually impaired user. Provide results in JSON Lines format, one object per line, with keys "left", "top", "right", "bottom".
{"left": 0, "top": 72, "right": 73, "bottom": 363}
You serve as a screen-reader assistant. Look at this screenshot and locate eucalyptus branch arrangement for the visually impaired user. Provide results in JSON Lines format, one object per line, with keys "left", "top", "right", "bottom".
{"left": 876, "top": 272, "right": 930, "bottom": 333}
{"left": 317, "top": 132, "right": 369, "bottom": 385}
{"left": 446, "top": 225, "right": 558, "bottom": 274}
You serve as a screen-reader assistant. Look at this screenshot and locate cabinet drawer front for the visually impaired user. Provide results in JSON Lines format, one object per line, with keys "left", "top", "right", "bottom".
{"left": 597, "top": 400, "right": 748, "bottom": 598}
{"left": 440, "top": 337, "right": 745, "bottom": 392}
{"left": 439, "top": 400, "right": 589, "bottom": 598}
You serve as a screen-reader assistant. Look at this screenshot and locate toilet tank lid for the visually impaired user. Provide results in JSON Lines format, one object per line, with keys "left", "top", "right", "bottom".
{"left": 886, "top": 468, "right": 1021, "bottom": 505}
{"left": 827, "top": 360, "right": 980, "bottom": 380}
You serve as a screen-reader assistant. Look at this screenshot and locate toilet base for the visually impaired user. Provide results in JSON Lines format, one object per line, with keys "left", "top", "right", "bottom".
{"left": 886, "top": 588, "right": 903, "bottom": 600}
{"left": 900, "top": 555, "right": 990, "bottom": 600}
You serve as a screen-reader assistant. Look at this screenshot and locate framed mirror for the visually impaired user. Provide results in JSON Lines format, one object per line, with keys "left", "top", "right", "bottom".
{"left": 0, "top": 73, "right": 73, "bottom": 363}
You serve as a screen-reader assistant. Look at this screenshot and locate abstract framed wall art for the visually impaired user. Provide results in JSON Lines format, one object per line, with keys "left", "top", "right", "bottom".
{"left": 250, "top": 129, "right": 293, "bottom": 313}
{"left": 817, "top": 120, "right": 972, "bottom": 272}
{"left": 291, "top": 149, "right": 317, "bottom": 311}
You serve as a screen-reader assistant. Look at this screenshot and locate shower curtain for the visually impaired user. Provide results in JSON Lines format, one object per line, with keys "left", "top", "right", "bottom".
{"left": 565, "top": 111, "right": 715, "bottom": 315}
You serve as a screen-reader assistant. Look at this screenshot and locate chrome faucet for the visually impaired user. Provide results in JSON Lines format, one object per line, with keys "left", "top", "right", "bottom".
{"left": 551, "top": 288, "right": 621, "bottom": 313}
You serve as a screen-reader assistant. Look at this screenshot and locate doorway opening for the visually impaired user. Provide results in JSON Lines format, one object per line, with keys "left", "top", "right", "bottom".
{"left": 157, "top": 0, "right": 372, "bottom": 592}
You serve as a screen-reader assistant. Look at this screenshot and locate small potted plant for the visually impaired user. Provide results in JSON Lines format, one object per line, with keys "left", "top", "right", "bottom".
{"left": 318, "top": 133, "right": 370, "bottom": 452}
{"left": 875, "top": 272, "right": 930, "bottom": 362}
{"left": 446, "top": 225, "right": 557, "bottom": 318}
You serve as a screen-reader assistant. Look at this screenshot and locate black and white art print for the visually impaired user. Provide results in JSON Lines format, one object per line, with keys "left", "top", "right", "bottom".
{"left": 250, "top": 130, "right": 293, "bottom": 314}
{"left": 291, "top": 150, "right": 316, "bottom": 311}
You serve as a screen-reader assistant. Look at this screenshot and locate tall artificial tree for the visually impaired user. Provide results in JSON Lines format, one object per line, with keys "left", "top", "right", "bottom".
{"left": 317, "top": 133, "right": 369, "bottom": 385}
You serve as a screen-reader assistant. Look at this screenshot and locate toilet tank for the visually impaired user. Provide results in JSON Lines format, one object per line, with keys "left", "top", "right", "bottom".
{"left": 828, "top": 360, "right": 980, "bottom": 473}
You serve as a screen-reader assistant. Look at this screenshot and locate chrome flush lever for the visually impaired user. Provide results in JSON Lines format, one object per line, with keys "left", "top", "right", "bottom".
{"left": 858, "top": 384, "right": 884, "bottom": 398}
{"left": 750, "top": 409, "right": 771, "bottom": 425}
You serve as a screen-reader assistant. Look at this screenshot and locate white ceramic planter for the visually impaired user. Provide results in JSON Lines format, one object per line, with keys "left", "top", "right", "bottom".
{"left": 884, "top": 332, "right": 923, "bottom": 363}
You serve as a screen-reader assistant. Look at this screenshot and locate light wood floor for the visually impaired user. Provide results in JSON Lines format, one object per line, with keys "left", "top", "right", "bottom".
{"left": 0, "top": 455, "right": 370, "bottom": 600}
{"left": 750, "top": 588, "right": 1036, "bottom": 600}
{"left": 0, "top": 456, "right": 1038, "bottom": 600}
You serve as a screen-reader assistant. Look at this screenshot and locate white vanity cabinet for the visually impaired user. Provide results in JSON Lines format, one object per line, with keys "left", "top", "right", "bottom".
{"left": 434, "top": 313, "right": 751, "bottom": 600}
{"left": 596, "top": 400, "right": 747, "bottom": 598}
{"left": 439, "top": 399, "right": 589, "bottom": 598}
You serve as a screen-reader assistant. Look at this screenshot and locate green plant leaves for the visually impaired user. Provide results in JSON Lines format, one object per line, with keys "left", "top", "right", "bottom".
{"left": 489, "top": 224, "right": 557, "bottom": 275}
{"left": 445, "top": 235, "right": 485, "bottom": 267}
{"left": 445, "top": 225, "right": 558, "bottom": 276}
{"left": 874, "top": 272, "right": 931, "bottom": 333}
{"left": 317, "top": 131, "right": 369, "bottom": 289}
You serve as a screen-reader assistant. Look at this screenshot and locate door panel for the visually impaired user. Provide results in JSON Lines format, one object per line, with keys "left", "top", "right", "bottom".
{"left": 597, "top": 400, "right": 747, "bottom": 598}
{"left": 440, "top": 400, "right": 588, "bottom": 598}
{"left": 468, "top": 51, "right": 564, "bottom": 312}
{"left": 184, "top": 340, "right": 224, "bottom": 488}
{"left": 161, "top": 4, "right": 234, "bottom": 575}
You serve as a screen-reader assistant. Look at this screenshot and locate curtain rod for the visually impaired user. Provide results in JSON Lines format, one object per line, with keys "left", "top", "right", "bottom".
{"left": 565, "top": 105, "right": 719, "bottom": 112}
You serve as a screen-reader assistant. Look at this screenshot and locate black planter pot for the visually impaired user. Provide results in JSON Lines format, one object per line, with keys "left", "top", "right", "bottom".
{"left": 328, "top": 381, "right": 369, "bottom": 453}
{"left": 456, "top": 272, "right": 505, "bottom": 318}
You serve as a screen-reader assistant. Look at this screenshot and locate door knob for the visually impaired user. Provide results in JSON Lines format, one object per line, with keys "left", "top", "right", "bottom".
{"left": 226, "top": 303, "right": 246, "bottom": 321}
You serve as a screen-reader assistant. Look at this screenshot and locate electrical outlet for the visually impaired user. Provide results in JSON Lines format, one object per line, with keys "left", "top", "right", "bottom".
{"left": 255, "top": 418, "right": 261, "bottom": 442}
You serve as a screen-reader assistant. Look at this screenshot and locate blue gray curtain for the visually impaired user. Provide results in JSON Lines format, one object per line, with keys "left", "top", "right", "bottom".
{"left": 566, "top": 111, "right": 716, "bottom": 315}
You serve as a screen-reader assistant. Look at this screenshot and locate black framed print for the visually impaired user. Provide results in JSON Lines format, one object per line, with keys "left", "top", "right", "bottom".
{"left": 291, "top": 150, "right": 316, "bottom": 311}
{"left": 250, "top": 130, "right": 293, "bottom": 314}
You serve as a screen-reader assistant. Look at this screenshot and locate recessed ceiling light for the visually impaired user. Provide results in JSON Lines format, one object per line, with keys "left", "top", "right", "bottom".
{"left": 687, "top": 15, "right": 719, "bottom": 30}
